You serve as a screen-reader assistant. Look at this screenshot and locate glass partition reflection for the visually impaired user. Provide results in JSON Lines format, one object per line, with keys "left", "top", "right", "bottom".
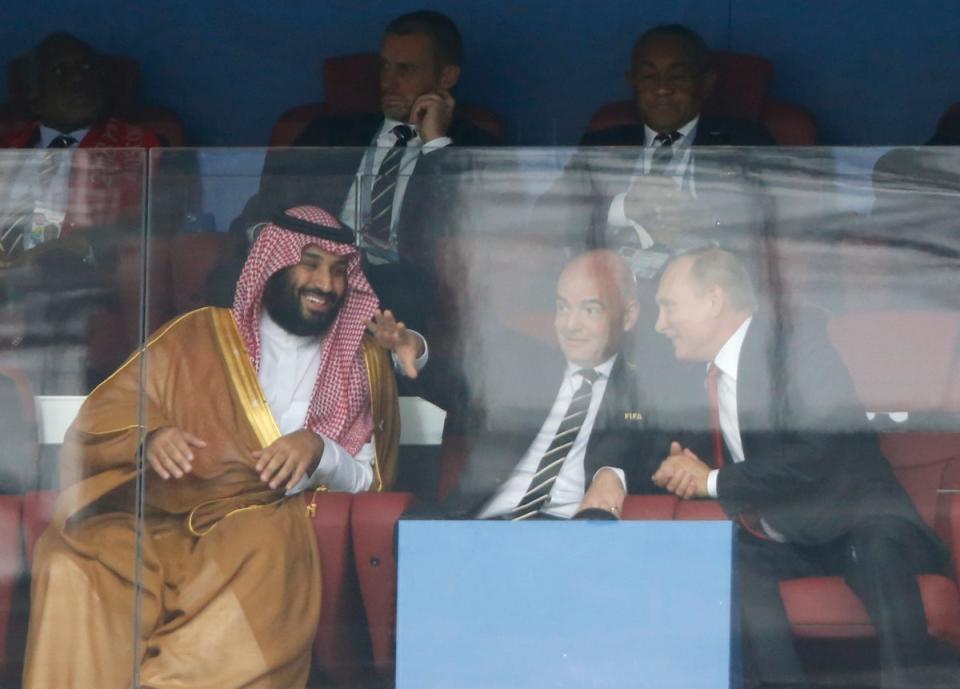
{"left": 0, "top": 147, "right": 147, "bottom": 686}
{"left": 3, "top": 144, "right": 959, "bottom": 687}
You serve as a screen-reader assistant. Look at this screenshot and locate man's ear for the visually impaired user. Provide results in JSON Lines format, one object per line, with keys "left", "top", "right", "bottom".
{"left": 439, "top": 64, "right": 460, "bottom": 90}
{"left": 622, "top": 299, "right": 641, "bottom": 333}
{"left": 702, "top": 284, "right": 723, "bottom": 318}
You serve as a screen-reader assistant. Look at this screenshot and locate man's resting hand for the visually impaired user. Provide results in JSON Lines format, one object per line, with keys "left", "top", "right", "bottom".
{"left": 145, "top": 426, "right": 207, "bottom": 480}
{"left": 253, "top": 429, "right": 325, "bottom": 491}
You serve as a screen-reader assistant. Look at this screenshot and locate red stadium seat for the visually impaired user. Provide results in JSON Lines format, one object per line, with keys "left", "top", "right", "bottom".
{"left": 21, "top": 490, "right": 57, "bottom": 565}
{"left": 305, "top": 492, "right": 369, "bottom": 685}
{"left": 782, "top": 311, "right": 960, "bottom": 647}
{"left": 350, "top": 491, "right": 417, "bottom": 677}
{"left": 621, "top": 494, "right": 678, "bottom": 520}
{"left": 782, "top": 433, "right": 960, "bottom": 646}
{"left": 269, "top": 52, "right": 506, "bottom": 146}
{"left": 586, "top": 50, "right": 817, "bottom": 145}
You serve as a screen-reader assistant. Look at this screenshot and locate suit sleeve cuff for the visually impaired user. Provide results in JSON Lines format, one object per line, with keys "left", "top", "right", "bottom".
{"left": 707, "top": 469, "right": 719, "bottom": 498}
{"left": 593, "top": 466, "right": 627, "bottom": 492}
{"left": 390, "top": 329, "right": 429, "bottom": 375}
{"left": 422, "top": 136, "right": 452, "bottom": 152}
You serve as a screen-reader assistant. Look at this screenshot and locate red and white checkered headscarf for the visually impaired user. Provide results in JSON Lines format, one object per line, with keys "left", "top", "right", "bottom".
{"left": 232, "top": 205, "right": 380, "bottom": 454}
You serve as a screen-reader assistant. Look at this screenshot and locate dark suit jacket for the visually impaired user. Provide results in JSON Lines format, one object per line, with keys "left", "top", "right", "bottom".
{"left": 232, "top": 113, "right": 501, "bottom": 268}
{"left": 439, "top": 336, "right": 669, "bottom": 518}
{"left": 579, "top": 116, "right": 776, "bottom": 147}
{"left": 683, "top": 312, "right": 945, "bottom": 551}
{"left": 536, "top": 116, "right": 774, "bottom": 252}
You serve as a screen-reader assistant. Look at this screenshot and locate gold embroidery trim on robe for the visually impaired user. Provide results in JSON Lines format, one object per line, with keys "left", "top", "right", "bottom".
{"left": 210, "top": 308, "right": 281, "bottom": 448}
{"left": 187, "top": 309, "right": 284, "bottom": 536}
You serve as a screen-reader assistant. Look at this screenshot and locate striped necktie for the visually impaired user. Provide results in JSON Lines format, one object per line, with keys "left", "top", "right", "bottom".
{"left": 648, "top": 130, "right": 681, "bottom": 176}
{"left": 365, "top": 124, "right": 415, "bottom": 248}
{"left": 512, "top": 368, "right": 599, "bottom": 520}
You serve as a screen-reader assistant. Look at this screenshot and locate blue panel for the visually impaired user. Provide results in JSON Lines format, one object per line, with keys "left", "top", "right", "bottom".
{"left": 397, "top": 520, "right": 736, "bottom": 689}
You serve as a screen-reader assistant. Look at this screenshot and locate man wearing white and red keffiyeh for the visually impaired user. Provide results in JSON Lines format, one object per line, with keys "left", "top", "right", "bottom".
{"left": 146, "top": 204, "right": 427, "bottom": 493}
{"left": 22, "top": 205, "right": 425, "bottom": 689}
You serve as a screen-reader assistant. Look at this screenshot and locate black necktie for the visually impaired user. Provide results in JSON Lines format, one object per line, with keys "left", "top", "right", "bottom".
{"left": 649, "top": 130, "right": 681, "bottom": 176}
{"left": 365, "top": 124, "right": 415, "bottom": 247}
{"left": 512, "top": 369, "right": 599, "bottom": 520}
{"left": 48, "top": 135, "right": 78, "bottom": 149}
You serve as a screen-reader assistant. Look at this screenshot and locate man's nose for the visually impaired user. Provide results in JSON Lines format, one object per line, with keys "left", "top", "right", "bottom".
{"left": 654, "top": 76, "right": 674, "bottom": 94}
{"left": 307, "top": 267, "right": 332, "bottom": 291}
{"left": 654, "top": 309, "right": 667, "bottom": 333}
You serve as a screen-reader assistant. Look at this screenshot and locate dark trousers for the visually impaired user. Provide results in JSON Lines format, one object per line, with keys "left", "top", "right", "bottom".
{"left": 736, "top": 516, "right": 948, "bottom": 689}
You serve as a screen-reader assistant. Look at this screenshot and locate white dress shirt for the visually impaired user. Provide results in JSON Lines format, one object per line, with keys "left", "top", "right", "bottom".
{"left": 256, "top": 310, "right": 427, "bottom": 494}
{"left": 476, "top": 355, "right": 627, "bottom": 519}
{"left": 606, "top": 115, "right": 700, "bottom": 246}
{"left": 705, "top": 315, "right": 786, "bottom": 541}
{"left": 340, "top": 118, "right": 451, "bottom": 264}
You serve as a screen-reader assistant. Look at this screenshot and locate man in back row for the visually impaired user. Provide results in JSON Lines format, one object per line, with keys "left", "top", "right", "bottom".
{"left": 234, "top": 10, "right": 501, "bottom": 332}
{"left": 540, "top": 24, "right": 772, "bottom": 277}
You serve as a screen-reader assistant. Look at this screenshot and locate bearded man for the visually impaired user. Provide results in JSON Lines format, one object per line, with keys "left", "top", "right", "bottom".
{"left": 22, "top": 205, "right": 424, "bottom": 689}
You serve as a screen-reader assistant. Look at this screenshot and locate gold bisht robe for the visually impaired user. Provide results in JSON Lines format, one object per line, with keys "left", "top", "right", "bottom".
{"left": 23, "top": 306, "right": 399, "bottom": 689}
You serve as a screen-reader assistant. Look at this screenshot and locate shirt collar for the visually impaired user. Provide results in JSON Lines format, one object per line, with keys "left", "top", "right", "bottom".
{"left": 711, "top": 315, "right": 752, "bottom": 382}
{"left": 259, "top": 309, "right": 323, "bottom": 349}
{"left": 643, "top": 115, "right": 699, "bottom": 147}
{"left": 38, "top": 124, "right": 89, "bottom": 149}
{"left": 564, "top": 353, "right": 617, "bottom": 382}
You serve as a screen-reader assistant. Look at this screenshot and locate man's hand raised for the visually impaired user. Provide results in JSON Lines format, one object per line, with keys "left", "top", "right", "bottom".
{"left": 146, "top": 426, "right": 207, "bottom": 480}
{"left": 366, "top": 309, "right": 425, "bottom": 378}
{"left": 410, "top": 89, "right": 455, "bottom": 143}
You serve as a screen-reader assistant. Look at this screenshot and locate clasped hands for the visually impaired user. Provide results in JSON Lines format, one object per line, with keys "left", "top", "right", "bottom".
{"left": 652, "top": 441, "right": 711, "bottom": 500}
{"left": 623, "top": 178, "right": 694, "bottom": 245}
{"left": 146, "top": 427, "right": 324, "bottom": 491}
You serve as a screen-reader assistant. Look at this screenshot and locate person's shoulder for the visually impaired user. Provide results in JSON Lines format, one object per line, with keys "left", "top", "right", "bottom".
{"left": 695, "top": 116, "right": 776, "bottom": 146}
{"left": 90, "top": 117, "right": 163, "bottom": 148}
{"left": 294, "top": 113, "right": 383, "bottom": 147}
{"left": 928, "top": 111, "right": 960, "bottom": 145}
{"left": 579, "top": 124, "right": 647, "bottom": 147}
{"left": 0, "top": 120, "right": 40, "bottom": 148}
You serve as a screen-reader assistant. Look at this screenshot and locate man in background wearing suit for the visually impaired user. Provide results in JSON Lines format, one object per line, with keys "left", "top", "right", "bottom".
{"left": 232, "top": 10, "right": 500, "bottom": 332}
{"left": 437, "top": 250, "right": 665, "bottom": 520}
{"left": 539, "top": 24, "right": 772, "bottom": 278}
{"left": 652, "top": 247, "right": 952, "bottom": 689}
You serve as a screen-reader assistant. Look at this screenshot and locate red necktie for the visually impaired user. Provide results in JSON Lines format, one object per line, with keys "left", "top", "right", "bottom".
{"left": 705, "top": 363, "right": 725, "bottom": 469}
{"left": 706, "top": 363, "right": 769, "bottom": 539}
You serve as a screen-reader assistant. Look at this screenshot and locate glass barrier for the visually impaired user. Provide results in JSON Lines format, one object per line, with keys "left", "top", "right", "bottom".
{"left": 3, "top": 144, "right": 960, "bottom": 687}
{"left": 0, "top": 147, "right": 148, "bottom": 687}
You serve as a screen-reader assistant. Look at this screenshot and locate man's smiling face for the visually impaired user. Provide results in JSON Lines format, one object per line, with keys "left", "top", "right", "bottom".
{"left": 263, "top": 245, "right": 348, "bottom": 336}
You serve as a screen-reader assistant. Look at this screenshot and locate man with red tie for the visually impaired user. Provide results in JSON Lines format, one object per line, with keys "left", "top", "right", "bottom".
{"left": 651, "top": 247, "right": 952, "bottom": 689}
